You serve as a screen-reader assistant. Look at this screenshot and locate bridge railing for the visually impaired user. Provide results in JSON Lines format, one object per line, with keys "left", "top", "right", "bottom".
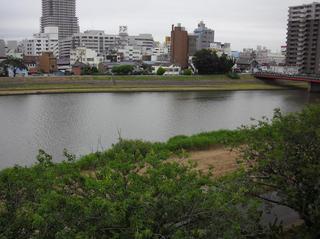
{"left": 254, "top": 72, "right": 320, "bottom": 81}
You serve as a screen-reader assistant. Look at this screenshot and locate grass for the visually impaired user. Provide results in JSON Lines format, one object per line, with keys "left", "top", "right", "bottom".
{"left": 50, "top": 74, "right": 240, "bottom": 81}
{"left": 75, "top": 129, "right": 246, "bottom": 171}
{"left": 0, "top": 75, "right": 309, "bottom": 96}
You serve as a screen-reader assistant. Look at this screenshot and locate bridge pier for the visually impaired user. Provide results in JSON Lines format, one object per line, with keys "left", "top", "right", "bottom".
{"left": 309, "top": 82, "right": 320, "bottom": 93}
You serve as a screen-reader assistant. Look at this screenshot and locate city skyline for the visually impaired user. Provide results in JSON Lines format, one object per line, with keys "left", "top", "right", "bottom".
{"left": 0, "top": 0, "right": 318, "bottom": 51}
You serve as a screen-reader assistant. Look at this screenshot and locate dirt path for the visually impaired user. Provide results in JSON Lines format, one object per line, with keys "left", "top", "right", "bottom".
{"left": 171, "top": 147, "right": 240, "bottom": 177}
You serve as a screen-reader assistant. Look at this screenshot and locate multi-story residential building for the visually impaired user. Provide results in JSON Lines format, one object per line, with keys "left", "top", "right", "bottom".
{"left": 265, "top": 52, "right": 286, "bottom": 65}
{"left": 128, "top": 34, "right": 154, "bottom": 54}
{"left": 210, "top": 42, "right": 231, "bottom": 57}
{"left": 70, "top": 47, "right": 104, "bottom": 67}
{"left": 286, "top": 2, "right": 320, "bottom": 74}
{"left": 59, "top": 30, "right": 120, "bottom": 59}
{"left": 41, "top": 0, "right": 79, "bottom": 40}
{"left": 59, "top": 37, "right": 73, "bottom": 59}
{"left": 22, "top": 27, "right": 59, "bottom": 57}
{"left": 194, "top": 21, "right": 215, "bottom": 51}
{"left": 59, "top": 27, "right": 156, "bottom": 62}
{"left": 117, "top": 46, "right": 143, "bottom": 62}
{"left": 281, "top": 45, "right": 287, "bottom": 56}
{"left": 151, "top": 46, "right": 170, "bottom": 62}
{"left": 0, "top": 40, "right": 5, "bottom": 57}
{"left": 171, "top": 24, "right": 189, "bottom": 68}
{"left": 188, "top": 34, "right": 198, "bottom": 56}
{"left": 164, "top": 36, "right": 171, "bottom": 57}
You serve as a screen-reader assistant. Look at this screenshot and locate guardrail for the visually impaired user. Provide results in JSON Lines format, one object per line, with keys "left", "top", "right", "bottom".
{"left": 254, "top": 72, "right": 320, "bottom": 82}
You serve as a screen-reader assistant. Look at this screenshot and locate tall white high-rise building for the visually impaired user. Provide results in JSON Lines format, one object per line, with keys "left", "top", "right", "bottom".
{"left": 41, "top": 0, "right": 79, "bottom": 40}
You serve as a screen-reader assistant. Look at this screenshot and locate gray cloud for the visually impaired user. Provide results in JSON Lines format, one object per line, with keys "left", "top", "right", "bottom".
{"left": 0, "top": 0, "right": 316, "bottom": 51}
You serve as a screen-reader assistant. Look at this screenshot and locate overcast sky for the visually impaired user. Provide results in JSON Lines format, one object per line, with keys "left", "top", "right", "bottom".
{"left": 0, "top": 0, "right": 316, "bottom": 51}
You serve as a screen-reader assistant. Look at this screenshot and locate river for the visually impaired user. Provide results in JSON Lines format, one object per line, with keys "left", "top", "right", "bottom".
{"left": 0, "top": 90, "right": 319, "bottom": 169}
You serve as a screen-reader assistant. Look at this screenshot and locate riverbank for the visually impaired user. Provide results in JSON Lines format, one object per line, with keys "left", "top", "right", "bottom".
{"left": 0, "top": 74, "right": 308, "bottom": 95}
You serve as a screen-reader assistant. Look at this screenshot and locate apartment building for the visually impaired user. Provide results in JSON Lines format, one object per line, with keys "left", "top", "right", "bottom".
{"left": 59, "top": 30, "right": 120, "bottom": 59}
{"left": 194, "top": 21, "right": 215, "bottom": 51}
{"left": 188, "top": 34, "right": 198, "bottom": 56}
{"left": 128, "top": 34, "right": 155, "bottom": 54}
{"left": 286, "top": 2, "right": 320, "bottom": 74}
{"left": 117, "top": 46, "right": 143, "bottom": 62}
{"left": 171, "top": 24, "right": 189, "bottom": 68}
{"left": 22, "top": 27, "right": 59, "bottom": 57}
{"left": 41, "top": 0, "right": 79, "bottom": 39}
{"left": 210, "top": 42, "right": 232, "bottom": 57}
{"left": 70, "top": 47, "right": 104, "bottom": 67}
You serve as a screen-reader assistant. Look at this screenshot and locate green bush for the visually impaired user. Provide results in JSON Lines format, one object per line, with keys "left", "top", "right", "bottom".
{"left": 81, "top": 66, "right": 99, "bottom": 75}
{"left": 166, "top": 130, "right": 245, "bottom": 152}
{"left": 112, "top": 65, "right": 135, "bottom": 75}
{"left": 156, "top": 67, "right": 166, "bottom": 75}
{"left": 0, "top": 137, "right": 265, "bottom": 238}
{"left": 183, "top": 69, "right": 193, "bottom": 75}
{"left": 240, "top": 104, "right": 320, "bottom": 235}
{"left": 227, "top": 72, "right": 240, "bottom": 79}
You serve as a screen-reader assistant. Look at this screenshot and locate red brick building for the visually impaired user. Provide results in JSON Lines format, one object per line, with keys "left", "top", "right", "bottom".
{"left": 39, "top": 52, "right": 57, "bottom": 73}
{"left": 170, "top": 24, "right": 189, "bottom": 69}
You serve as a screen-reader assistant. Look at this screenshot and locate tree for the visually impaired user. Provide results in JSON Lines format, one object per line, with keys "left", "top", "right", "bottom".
{"left": 239, "top": 105, "right": 320, "bottom": 236}
{"left": 192, "top": 49, "right": 234, "bottom": 75}
{"left": 0, "top": 57, "right": 26, "bottom": 77}
{"left": 156, "top": 67, "right": 166, "bottom": 76}
{"left": 112, "top": 65, "right": 135, "bottom": 75}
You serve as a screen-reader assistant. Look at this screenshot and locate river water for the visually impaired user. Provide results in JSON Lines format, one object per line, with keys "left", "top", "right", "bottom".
{"left": 0, "top": 90, "right": 319, "bottom": 169}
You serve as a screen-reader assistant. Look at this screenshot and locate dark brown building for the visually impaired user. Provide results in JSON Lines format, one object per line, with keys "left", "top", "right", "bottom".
{"left": 286, "top": 2, "right": 320, "bottom": 74}
{"left": 39, "top": 52, "right": 57, "bottom": 73}
{"left": 23, "top": 55, "right": 40, "bottom": 75}
{"left": 171, "top": 24, "right": 189, "bottom": 69}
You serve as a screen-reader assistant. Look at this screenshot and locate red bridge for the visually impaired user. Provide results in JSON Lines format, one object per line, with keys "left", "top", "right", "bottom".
{"left": 254, "top": 72, "right": 320, "bottom": 92}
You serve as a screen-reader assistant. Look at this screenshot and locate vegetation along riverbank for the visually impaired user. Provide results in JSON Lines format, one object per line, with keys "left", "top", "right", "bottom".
{"left": 0, "top": 74, "right": 308, "bottom": 96}
{"left": 1, "top": 104, "right": 319, "bottom": 238}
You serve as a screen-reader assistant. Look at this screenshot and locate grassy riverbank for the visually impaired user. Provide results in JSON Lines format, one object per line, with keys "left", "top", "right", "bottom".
{"left": 0, "top": 74, "right": 308, "bottom": 95}
{"left": 1, "top": 105, "right": 320, "bottom": 237}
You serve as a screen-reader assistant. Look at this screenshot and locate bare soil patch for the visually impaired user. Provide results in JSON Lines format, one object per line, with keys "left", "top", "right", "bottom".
{"left": 171, "top": 147, "right": 240, "bottom": 177}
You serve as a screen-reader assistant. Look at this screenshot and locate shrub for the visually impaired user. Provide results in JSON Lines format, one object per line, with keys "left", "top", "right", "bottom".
{"left": 0, "top": 140, "right": 265, "bottom": 238}
{"left": 156, "top": 67, "right": 166, "bottom": 75}
{"left": 112, "top": 65, "right": 135, "bottom": 75}
{"left": 240, "top": 105, "right": 320, "bottom": 234}
{"left": 81, "top": 66, "right": 99, "bottom": 75}
{"left": 183, "top": 69, "right": 193, "bottom": 75}
{"left": 227, "top": 72, "right": 240, "bottom": 79}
